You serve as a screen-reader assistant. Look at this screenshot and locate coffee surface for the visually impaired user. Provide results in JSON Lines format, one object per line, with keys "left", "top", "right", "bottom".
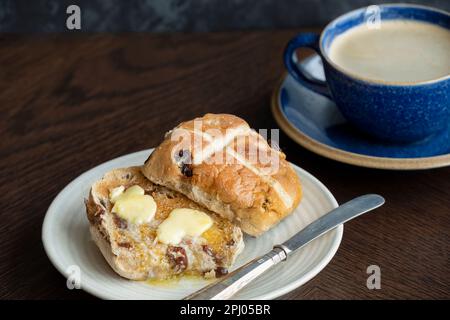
{"left": 328, "top": 20, "right": 450, "bottom": 82}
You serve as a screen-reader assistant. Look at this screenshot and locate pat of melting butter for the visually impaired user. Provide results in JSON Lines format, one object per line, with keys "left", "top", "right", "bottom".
{"left": 157, "top": 208, "right": 213, "bottom": 245}
{"left": 109, "top": 185, "right": 156, "bottom": 224}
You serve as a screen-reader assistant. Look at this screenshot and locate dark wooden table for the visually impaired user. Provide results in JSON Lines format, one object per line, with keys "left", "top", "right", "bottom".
{"left": 0, "top": 30, "right": 449, "bottom": 300}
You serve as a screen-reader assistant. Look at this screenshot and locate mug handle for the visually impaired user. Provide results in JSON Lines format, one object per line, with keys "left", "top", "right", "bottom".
{"left": 283, "top": 33, "right": 332, "bottom": 99}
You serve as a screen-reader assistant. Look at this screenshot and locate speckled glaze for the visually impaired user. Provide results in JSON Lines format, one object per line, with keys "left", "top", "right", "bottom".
{"left": 284, "top": 4, "right": 450, "bottom": 142}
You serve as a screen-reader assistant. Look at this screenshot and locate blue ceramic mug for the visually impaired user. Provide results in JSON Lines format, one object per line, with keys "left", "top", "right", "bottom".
{"left": 284, "top": 4, "right": 450, "bottom": 142}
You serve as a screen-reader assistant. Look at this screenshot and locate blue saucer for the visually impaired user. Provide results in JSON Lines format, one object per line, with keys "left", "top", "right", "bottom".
{"left": 272, "top": 55, "right": 450, "bottom": 170}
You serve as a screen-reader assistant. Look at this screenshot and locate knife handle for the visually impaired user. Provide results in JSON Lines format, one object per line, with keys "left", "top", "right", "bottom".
{"left": 184, "top": 247, "right": 287, "bottom": 300}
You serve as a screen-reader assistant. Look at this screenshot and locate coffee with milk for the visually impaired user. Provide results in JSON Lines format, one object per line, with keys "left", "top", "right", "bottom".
{"left": 328, "top": 20, "right": 450, "bottom": 82}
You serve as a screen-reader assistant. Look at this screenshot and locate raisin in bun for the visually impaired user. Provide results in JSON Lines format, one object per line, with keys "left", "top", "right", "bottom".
{"left": 142, "top": 114, "right": 302, "bottom": 236}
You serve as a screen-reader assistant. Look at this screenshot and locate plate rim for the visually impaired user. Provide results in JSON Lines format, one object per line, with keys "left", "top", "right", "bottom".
{"left": 272, "top": 71, "right": 450, "bottom": 170}
{"left": 42, "top": 149, "right": 343, "bottom": 300}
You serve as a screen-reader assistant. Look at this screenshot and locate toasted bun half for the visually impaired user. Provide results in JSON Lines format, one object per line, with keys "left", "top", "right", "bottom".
{"left": 86, "top": 166, "right": 244, "bottom": 280}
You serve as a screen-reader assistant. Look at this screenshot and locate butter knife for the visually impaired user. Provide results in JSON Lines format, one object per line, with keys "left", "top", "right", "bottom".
{"left": 184, "top": 194, "right": 385, "bottom": 300}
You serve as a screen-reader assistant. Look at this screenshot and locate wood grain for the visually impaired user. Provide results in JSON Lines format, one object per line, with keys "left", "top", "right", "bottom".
{"left": 0, "top": 31, "right": 449, "bottom": 299}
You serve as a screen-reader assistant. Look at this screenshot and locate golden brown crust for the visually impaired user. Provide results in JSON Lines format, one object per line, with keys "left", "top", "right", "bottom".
{"left": 85, "top": 166, "right": 244, "bottom": 280}
{"left": 142, "top": 113, "right": 302, "bottom": 236}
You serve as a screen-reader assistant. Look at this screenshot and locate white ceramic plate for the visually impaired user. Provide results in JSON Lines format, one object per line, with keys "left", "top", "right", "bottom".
{"left": 42, "top": 149, "right": 342, "bottom": 300}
